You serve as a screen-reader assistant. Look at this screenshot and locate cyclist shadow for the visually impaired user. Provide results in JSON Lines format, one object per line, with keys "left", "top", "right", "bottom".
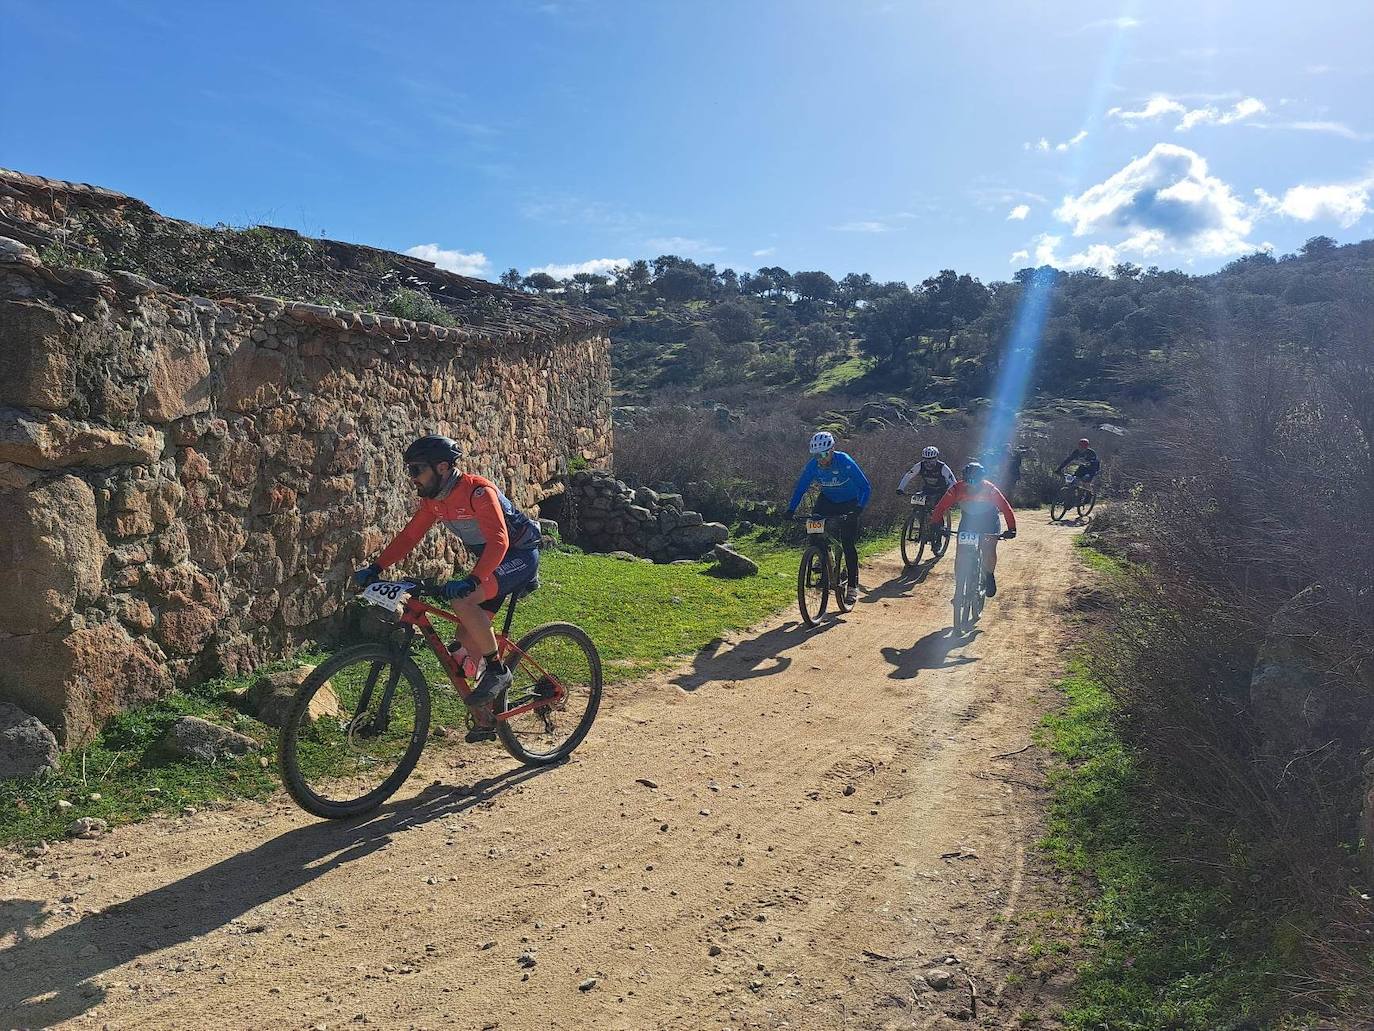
{"left": 858, "top": 562, "right": 937, "bottom": 603}
{"left": 881, "top": 627, "right": 981, "bottom": 680}
{"left": 670, "top": 622, "right": 817, "bottom": 691}
{"left": 0, "top": 761, "right": 556, "bottom": 1028}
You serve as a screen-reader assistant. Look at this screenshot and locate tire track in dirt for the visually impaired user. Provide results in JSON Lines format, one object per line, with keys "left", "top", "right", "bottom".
{"left": 0, "top": 519, "right": 1084, "bottom": 1030}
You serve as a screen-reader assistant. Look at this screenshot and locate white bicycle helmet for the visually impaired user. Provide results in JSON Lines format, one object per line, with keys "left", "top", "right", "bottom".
{"left": 808, "top": 431, "right": 835, "bottom": 455}
{"left": 921, "top": 446, "right": 940, "bottom": 460}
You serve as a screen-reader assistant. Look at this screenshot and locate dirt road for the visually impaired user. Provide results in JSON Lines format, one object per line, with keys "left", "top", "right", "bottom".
{"left": 1, "top": 519, "right": 1085, "bottom": 1030}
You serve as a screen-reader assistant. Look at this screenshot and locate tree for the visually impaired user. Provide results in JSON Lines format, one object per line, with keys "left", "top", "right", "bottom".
{"left": 710, "top": 301, "right": 758, "bottom": 345}
{"left": 794, "top": 323, "right": 842, "bottom": 379}
{"left": 500, "top": 268, "right": 522, "bottom": 290}
{"left": 856, "top": 290, "right": 929, "bottom": 368}
{"left": 682, "top": 326, "right": 720, "bottom": 373}
{"left": 655, "top": 266, "right": 706, "bottom": 304}
{"left": 620, "top": 259, "right": 651, "bottom": 293}
{"left": 792, "top": 270, "right": 837, "bottom": 303}
{"left": 758, "top": 266, "right": 793, "bottom": 297}
{"left": 522, "top": 272, "right": 558, "bottom": 294}
{"left": 838, "top": 272, "right": 874, "bottom": 309}
{"left": 1300, "top": 235, "right": 1338, "bottom": 259}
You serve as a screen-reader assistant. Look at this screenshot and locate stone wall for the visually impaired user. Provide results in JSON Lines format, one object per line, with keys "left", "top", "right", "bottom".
{"left": 0, "top": 237, "right": 611, "bottom": 745}
{"left": 564, "top": 470, "right": 728, "bottom": 562}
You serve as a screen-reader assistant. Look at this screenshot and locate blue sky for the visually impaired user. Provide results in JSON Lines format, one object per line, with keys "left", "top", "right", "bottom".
{"left": 3, "top": 0, "right": 1371, "bottom": 284}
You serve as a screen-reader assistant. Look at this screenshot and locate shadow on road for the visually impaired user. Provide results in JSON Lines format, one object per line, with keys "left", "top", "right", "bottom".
{"left": 858, "top": 562, "right": 939, "bottom": 604}
{"left": 0, "top": 761, "right": 558, "bottom": 1028}
{"left": 881, "top": 627, "right": 980, "bottom": 680}
{"left": 671, "top": 621, "right": 819, "bottom": 692}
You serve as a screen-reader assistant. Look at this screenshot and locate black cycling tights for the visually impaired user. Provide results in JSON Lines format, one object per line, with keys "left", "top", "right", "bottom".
{"left": 813, "top": 499, "right": 861, "bottom": 588}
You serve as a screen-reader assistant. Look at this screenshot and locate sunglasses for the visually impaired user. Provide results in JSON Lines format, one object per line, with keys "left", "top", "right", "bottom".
{"left": 406, "top": 462, "right": 428, "bottom": 478}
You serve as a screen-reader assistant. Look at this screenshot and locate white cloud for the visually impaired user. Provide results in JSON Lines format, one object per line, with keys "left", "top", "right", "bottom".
{"left": 1024, "top": 129, "right": 1087, "bottom": 153}
{"left": 1257, "top": 120, "right": 1369, "bottom": 141}
{"left": 1107, "top": 95, "right": 1187, "bottom": 123}
{"left": 830, "top": 220, "right": 893, "bottom": 233}
{"left": 1052, "top": 143, "right": 1257, "bottom": 260}
{"left": 1080, "top": 15, "right": 1141, "bottom": 31}
{"left": 526, "top": 257, "right": 630, "bottom": 280}
{"left": 1007, "top": 204, "right": 1031, "bottom": 221}
{"left": 1009, "top": 249, "right": 1030, "bottom": 264}
{"left": 1255, "top": 179, "right": 1372, "bottom": 228}
{"left": 645, "top": 236, "right": 724, "bottom": 255}
{"left": 404, "top": 243, "right": 491, "bottom": 278}
{"left": 752, "top": 247, "right": 776, "bottom": 257}
{"left": 1177, "top": 96, "right": 1266, "bottom": 131}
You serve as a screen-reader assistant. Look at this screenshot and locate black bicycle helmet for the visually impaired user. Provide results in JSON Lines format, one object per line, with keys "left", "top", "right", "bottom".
{"left": 961, "top": 460, "right": 985, "bottom": 482}
{"left": 403, "top": 434, "right": 462, "bottom": 466}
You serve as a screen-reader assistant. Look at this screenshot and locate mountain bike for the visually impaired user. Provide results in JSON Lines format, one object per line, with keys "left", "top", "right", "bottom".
{"left": 899, "top": 491, "right": 951, "bottom": 568}
{"left": 1050, "top": 473, "right": 1096, "bottom": 521}
{"left": 278, "top": 576, "right": 602, "bottom": 819}
{"left": 795, "top": 513, "right": 855, "bottom": 628}
{"left": 952, "top": 529, "right": 1012, "bottom": 633}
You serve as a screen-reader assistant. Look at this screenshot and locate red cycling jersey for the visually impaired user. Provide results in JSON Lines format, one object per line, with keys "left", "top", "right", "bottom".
{"left": 929, "top": 480, "right": 1017, "bottom": 531}
{"left": 377, "top": 473, "right": 541, "bottom": 601}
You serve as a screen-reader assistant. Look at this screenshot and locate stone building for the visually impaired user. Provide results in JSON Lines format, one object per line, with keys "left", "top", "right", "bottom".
{"left": 0, "top": 169, "right": 612, "bottom": 746}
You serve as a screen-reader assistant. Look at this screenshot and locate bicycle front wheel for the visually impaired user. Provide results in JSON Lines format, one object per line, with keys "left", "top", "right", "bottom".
{"left": 1050, "top": 488, "right": 1072, "bottom": 522}
{"left": 1077, "top": 490, "right": 1097, "bottom": 518}
{"left": 797, "top": 545, "right": 830, "bottom": 627}
{"left": 931, "top": 517, "right": 951, "bottom": 558}
{"left": 279, "top": 643, "right": 431, "bottom": 819}
{"left": 900, "top": 510, "right": 927, "bottom": 568}
{"left": 497, "top": 622, "right": 603, "bottom": 765}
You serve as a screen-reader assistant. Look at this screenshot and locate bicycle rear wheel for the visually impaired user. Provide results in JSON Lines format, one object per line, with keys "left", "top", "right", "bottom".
{"left": 831, "top": 540, "right": 854, "bottom": 612}
{"left": 497, "top": 622, "right": 602, "bottom": 765}
{"left": 900, "top": 509, "right": 927, "bottom": 568}
{"left": 278, "top": 643, "right": 431, "bottom": 819}
{"left": 797, "top": 545, "right": 830, "bottom": 627}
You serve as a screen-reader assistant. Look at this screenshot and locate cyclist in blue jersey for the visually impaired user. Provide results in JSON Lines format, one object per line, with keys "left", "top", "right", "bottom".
{"left": 785, "top": 431, "right": 872, "bottom": 605}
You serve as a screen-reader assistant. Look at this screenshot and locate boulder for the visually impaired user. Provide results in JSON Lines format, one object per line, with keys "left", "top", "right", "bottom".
{"left": 249, "top": 666, "right": 340, "bottom": 728}
{"left": 0, "top": 409, "right": 161, "bottom": 469}
{"left": 667, "top": 521, "right": 729, "bottom": 557}
{"left": 140, "top": 334, "right": 212, "bottom": 423}
{"left": 711, "top": 545, "right": 759, "bottom": 578}
{"left": 0, "top": 621, "right": 173, "bottom": 745}
{"left": 0, "top": 474, "right": 104, "bottom": 634}
{"left": 160, "top": 715, "right": 258, "bottom": 762}
{"left": 0, "top": 702, "right": 60, "bottom": 780}
{"left": 0, "top": 300, "right": 77, "bottom": 410}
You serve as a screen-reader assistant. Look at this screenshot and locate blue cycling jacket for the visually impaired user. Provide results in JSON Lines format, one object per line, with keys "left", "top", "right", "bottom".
{"left": 787, "top": 451, "right": 872, "bottom": 513}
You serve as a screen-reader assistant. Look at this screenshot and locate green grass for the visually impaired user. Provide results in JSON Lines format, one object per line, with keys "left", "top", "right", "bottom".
{"left": 0, "top": 531, "right": 897, "bottom": 846}
{"left": 1039, "top": 544, "right": 1291, "bottom": 1029}
{"left": 804, "top": 354, "right": 874, "bottom": 395}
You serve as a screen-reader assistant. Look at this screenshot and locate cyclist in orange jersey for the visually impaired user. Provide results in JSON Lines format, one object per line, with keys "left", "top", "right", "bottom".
{"left": 929, "top": 461, "right": 1017, "bottom": 597}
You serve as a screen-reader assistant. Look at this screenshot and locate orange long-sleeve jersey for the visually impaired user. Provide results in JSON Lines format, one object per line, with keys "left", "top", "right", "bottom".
{"left": 929, "top": 479, "right": 1017, "bottom": 532}
{"left": 377, "top": 474, "right": 541, "bottom": 600}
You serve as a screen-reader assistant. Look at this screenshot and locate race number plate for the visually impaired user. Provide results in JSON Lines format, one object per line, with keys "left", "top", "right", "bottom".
{"left": 910, "top": 494, "right": 926, "bottom": 506}
{"left": 806, "top": 519, "right": 826, "bottom": 534}
{"left": 360, "top": 580, "right": 415, "bottom": 613}
{"left": 958, "top": 530, "right": 981, "bottom": 546}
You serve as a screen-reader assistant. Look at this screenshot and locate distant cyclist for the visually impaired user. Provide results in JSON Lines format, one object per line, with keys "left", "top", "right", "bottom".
{"left": 1055, "top": 438, "right": 1100, "bottom": 486}
{"left": 353, "top": 434, "right": 542, "bottom": 741}
{"left": 785, "top": 431, "right": 871, "bottom": 606}
{"left": 897, "top": 445, "right": 956, "bottom": 537}
{"left": 929, "top": 461, "right": 1017, "bottom": 597}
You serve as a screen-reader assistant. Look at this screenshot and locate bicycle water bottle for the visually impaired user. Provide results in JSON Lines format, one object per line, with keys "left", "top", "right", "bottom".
{"left": 448, "top": 642, "right": 479, "bottom": 679}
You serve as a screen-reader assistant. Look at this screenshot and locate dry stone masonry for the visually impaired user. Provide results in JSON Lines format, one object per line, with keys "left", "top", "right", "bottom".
{"left": 564, "top": 469, "right": 728, "bottom": 563}
{"left": 0, "top": 169, "right": 612, "bottom": 747}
